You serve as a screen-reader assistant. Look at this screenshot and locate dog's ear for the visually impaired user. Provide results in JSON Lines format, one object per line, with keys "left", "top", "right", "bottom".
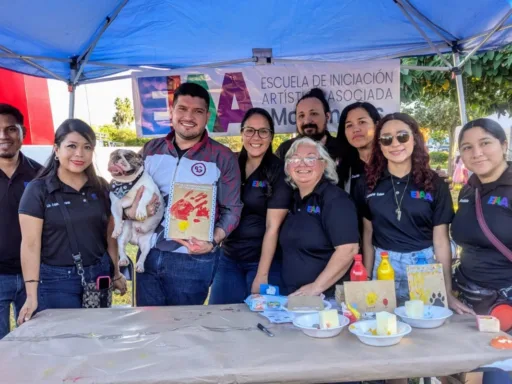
{"left": 125, "top": 150, "right": 144, "bottom": 169}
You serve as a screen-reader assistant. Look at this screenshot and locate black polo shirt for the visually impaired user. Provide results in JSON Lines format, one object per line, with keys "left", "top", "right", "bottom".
{"left": 354, "top": 170, "right": 454, "bottom": 253}
{"left": 275, "top": 131, "right": 340, "bottom": 162}
{"left": 19, "top": 175, "right": 110, "bottom": 267}
{"left": 279, "top": 179, "right": 359, "bottom": 295}
{"left": 223, "top": 155, "right": 292, "bottom": 262}
{"left": 0, "top": 152, "right": 42, "bottom": 274}
{"left": 451, "top": 164, "right": 512, "bottom": 290}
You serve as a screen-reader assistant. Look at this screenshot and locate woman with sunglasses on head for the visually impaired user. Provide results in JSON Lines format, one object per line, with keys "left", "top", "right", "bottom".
{"left": 209, "top": 108, "right": 292, "bottom": 304}
{"left": 354, "top": 113, "right": 472, "bottom": 315}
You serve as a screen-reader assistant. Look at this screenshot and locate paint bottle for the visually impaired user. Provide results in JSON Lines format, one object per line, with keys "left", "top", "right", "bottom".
{"left": 350, "top": 254, "right": 368, "bottom": 282}
{"left": 377, "top": 252, "right": 395, "bottom": 280}
{"left": 415, "top": 252, "right": 428, "bottom": 265}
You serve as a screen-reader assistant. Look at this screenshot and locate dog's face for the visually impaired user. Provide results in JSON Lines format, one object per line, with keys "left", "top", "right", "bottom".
{"left": 108, "top": 149, "right": 143, "bottom": 181}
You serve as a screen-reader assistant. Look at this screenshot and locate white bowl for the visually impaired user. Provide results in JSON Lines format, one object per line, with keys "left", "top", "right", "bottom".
{"left": 283, "top": 299, "right": 332, "bottom": 314}
{"left": 348, "top": 319, "right": 412, "bottom": 346}
{"left": 293, "top": 313, "right": 350, "bottom": 338}
{"left": 394, "top": 305, "right": 453, "bottom": 329}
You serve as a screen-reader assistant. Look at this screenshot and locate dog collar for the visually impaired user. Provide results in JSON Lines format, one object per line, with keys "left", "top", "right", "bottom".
{"left": 110, "top": 171, "right": 144, "bottom": 199}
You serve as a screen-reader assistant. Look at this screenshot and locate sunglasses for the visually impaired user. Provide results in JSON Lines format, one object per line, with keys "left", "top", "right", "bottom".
{"left": 378, "top": 131, "right": 411, "bottom": 146}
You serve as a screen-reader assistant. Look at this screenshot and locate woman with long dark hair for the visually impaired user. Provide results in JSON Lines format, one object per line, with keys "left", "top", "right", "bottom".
{"left": 336, "top": 102, "right": 380, "bottom": 194}
{"left": 209, "top": 108, "right": 292, "bottom": 304}
{"left": 354, "top": 113, "right": 472, "bottom": 314}
{"left": 17, "top": 119, "right": 126, "bottom": 323}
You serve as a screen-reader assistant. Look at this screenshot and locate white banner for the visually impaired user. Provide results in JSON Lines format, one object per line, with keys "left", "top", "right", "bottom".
{"left": 132, "top": 60, "right": 400, "bottom": 137}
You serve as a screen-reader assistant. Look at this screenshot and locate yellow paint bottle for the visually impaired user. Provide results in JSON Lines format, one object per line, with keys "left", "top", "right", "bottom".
{"left": 377, "top": 252, "right": 395, "bottom": 280}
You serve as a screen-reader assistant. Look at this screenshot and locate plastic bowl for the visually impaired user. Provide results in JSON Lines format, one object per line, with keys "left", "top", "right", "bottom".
{"left": 293, "top": 313, "right": 350, "bottom": 338}
{"left": 394, "top": 305, "right": 453, "bottom": 329}
{"left": 348, "top": 319, "right": 412, "bottom": 346}
{"left": 283, "top": 299, "right": 332, "bottom": 314}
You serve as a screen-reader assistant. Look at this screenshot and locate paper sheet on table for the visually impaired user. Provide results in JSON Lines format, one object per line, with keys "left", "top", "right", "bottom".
{"left": 1, "top": 305, "right": 511, "bottom": 383}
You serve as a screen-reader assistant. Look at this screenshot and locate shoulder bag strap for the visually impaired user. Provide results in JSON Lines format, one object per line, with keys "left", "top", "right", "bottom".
{"left": 475, "top": 188, "right": 512, "bottom": 263}
{"left": 54, "top": 193, "right": 87, "bottom": 285}
{"left": 344, "top": 167, "right": 352, "bottom": 194}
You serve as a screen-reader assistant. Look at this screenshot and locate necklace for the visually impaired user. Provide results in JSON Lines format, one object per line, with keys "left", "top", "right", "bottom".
{"left": 391, "top": 174, "right": 410, "bottom": 221}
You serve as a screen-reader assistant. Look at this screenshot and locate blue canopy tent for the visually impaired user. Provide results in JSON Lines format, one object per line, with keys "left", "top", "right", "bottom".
{"left": 0, "top": 0, "right": 511, "bottom": 124}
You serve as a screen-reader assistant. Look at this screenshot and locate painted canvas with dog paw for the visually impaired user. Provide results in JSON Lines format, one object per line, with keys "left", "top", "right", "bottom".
{"left": 165, "top": 182, "right": 216, "bottom": 242}
{"left": 407, "top": 263, "right": 448, "bottom": 308}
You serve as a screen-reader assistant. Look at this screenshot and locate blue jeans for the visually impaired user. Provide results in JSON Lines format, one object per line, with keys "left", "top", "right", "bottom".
{"left": 0, "top": 274, "right": 26, "bottom": 339}
{"left": 136, "top": 248, "right": 220, "bottom": 306}
{"left": 37, "top": 254, "right": 112, "bottom": 312}
{"left": 209, "top": 251, "right": 285, "bottom": 305}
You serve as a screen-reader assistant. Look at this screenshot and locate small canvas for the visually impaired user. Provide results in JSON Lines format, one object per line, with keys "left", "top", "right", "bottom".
{"left": 165, "top": 182, "right": 216, "bottom": 242}
{"left": 407, "top": 263, "right": 448, "bottom": 308}
{"left": 343, "top": 280, "right": 397, "bottom": 313}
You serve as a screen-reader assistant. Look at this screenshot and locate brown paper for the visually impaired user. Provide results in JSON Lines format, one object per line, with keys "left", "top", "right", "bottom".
{"left": 343, "top": 280, "right": 397, "bottom": 313}
{"left": 166, "top": 182, "right": 215, "bottom": 241}
{"left": 1, "top": 305, "right": 511, "bottom": 383}
{"left": 407, "top": 263, "right": 448, "bottom": 308}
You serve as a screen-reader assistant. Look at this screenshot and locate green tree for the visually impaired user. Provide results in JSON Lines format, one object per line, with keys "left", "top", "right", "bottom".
{"left": 94, "top": 124, "right": 150, "bottom": 146}
{"left": 401, "top": 45, "right": 512, "bottom": 117}
{"left": 112, "top": 97, "right": 135, "bottom": 129}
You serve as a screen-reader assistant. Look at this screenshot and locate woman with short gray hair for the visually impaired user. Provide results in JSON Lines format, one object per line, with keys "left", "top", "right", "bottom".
{"left": 279, "top": 137, "right": 359, "bottom": 298}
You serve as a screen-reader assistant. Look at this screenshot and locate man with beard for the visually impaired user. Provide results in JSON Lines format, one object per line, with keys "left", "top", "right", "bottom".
{"left": 124, "top": 82, "right": 243, "bottom": 307}
{"left": 0, "top": 104, "right": 41, "bottom": 338}
{"left": 275, "top": 88, "right": 340, "bottom": 162}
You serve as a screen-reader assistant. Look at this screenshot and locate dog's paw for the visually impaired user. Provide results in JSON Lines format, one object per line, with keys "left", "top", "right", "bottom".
{"left": 135, "top": 207, "right": 147, "bottom": 222}
{"left": 112, "top": 224, "right": 123, "bottom": 239}
{"left": 119, "top": 257, "right": 130, "bottom": 267}
{"left": 136, "top": 261, "right": 145, "bottom": 273}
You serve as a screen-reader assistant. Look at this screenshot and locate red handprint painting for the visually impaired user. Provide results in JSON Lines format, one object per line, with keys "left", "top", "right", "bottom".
{"left": 166, "top": 182, "right": 215, "bottom": 241}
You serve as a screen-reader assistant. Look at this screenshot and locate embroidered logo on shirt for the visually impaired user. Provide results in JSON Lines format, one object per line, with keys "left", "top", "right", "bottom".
{"left": 252, "top": 181, "right": 267, "bottom": 188}
{"left": 191, "top": 163, "right": 206, "bottom": 176}
{"left": 91, "top": 193, "right": 98, "bottom": 200}
{"left": 487, "top": 196, "right": 509, "bottom": 207}
{"left": 23, "top": 181, "right": 29, "bottom": 188}
{"left": 367, "top": 192, "right": 385, "bottom": 198}
{"left": 410, "top": 190, "right": 433, "bottom": 202}
{"left": 307, "top": 205, "right": 321, "bottom": 214}
{"left": 459, "top": 199, "right": 469, "bottom": 203}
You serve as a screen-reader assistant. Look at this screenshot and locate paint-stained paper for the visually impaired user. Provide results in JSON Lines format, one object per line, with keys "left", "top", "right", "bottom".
{"left": 407, "top": 263, "right": 448, "bottom": 308}
{"left": 165, "top": 182, "right": 216, "bottom": 242}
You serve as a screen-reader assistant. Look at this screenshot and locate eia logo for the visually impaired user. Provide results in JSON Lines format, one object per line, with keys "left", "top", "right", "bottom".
{"left": 487, "top": 196, "right": 509, "bottom": 207}
{"left": 307, "top": 205, "right": 321, "bottom": 214}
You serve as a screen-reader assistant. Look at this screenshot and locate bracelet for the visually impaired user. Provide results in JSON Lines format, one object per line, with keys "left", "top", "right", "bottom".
{"left": 24, "top": 279, "right": 39, "bottom": 284}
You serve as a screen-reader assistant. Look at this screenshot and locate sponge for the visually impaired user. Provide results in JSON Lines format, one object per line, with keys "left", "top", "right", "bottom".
{"left": 319, "top": 309, "right": 340, "bottom": 329}
{"left": 376, "top": 312, "right": 397, "bottom": 336}
{"left": 477, "top": 315, "right": 500, "bottom": 333}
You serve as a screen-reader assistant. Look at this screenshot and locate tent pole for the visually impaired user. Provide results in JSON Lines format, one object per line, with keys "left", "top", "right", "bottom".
{"left": 393, "top": 1, "right": 453, "bottom": 67}
{"left": 68, "top": 65, "right": 77, "bottom": 118}
{"left": 452, "top": 53, "right": 467, "bottom": 126}
{"left": 456, "top": 8, "right": 512, "bottom": 69}
{"left": 0, "top": 45, "right": 66, "bottom": 82}
{"left": 73, "top": 0, "right": 129, "bottom": 84}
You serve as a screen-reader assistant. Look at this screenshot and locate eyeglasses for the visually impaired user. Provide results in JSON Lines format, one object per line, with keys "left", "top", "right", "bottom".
{"left": 286, "top": 156, "right": 323, "bottom": 167}
{"left": 378, "top": 131, "right": 411, "bottom": 146}
{"left": 242, "top": 127, "right": 272, "bottom": 139}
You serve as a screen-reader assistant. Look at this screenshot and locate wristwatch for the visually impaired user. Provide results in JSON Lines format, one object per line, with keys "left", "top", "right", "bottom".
{"left": 210, "top": 239, "right": 219, "bottom": 252}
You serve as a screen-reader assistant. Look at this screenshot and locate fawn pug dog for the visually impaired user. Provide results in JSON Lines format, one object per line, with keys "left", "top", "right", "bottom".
{"left": 108, "top": 149, "right": 164, "bottom": 273}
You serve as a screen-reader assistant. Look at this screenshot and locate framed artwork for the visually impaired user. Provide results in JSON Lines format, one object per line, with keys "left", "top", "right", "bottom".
{"left": 343, "top": 280, "right": 397, "bottom": 313}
